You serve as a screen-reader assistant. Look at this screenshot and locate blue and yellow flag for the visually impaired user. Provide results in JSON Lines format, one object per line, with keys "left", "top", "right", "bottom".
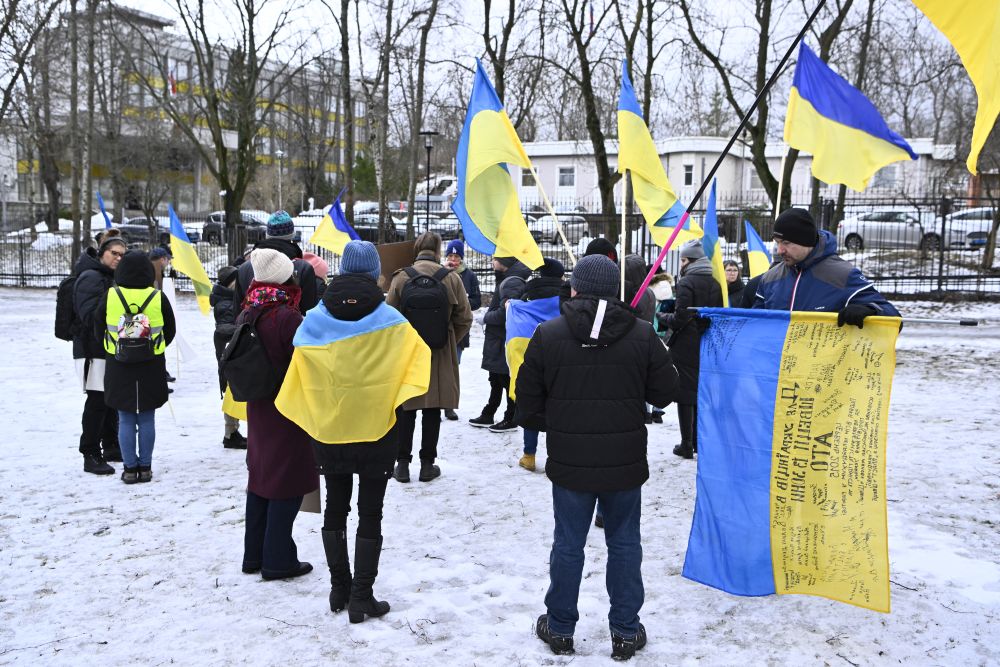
{"left": 911, "top": 0, "right": 1000, "bottom": 174}
{"left": 617, "top": 60, "right": 699, "bottom": 246}
{"left": 275, "top": 301, "right": 430, "bottom": 444}
{"left": 684, "top": 308, "right": 900, "bottom": 613}
{"left": 96, "top": 192, "right": 113, "bottom": 230}
{"left": 168, "top": 204, "right": 212, "bottom": 315}
{"left": 785, "top": 43, "right": 917, "bottom": 192}
{"left": 744, "top": 220, "right": 772, "bottom": 278}
{"left": 308, "top": 188, "right": 360, "bottom": 255}
{"left": 702, "top": 180, "right": 728, "bottom": 307}
{"left": 452, "top": 60, "right": 542, "bottom": 269}
{"left": 505, "top": 296, "right": 560, "bottom": 401}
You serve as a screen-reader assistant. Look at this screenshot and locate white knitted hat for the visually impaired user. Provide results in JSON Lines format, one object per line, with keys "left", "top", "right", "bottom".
{"left": 251, "top": 248, "right": 293, "bottom": 285}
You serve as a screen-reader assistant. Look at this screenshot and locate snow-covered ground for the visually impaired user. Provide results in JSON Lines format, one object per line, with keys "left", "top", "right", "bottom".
{"left": 1, "top": 288, "right": 998, "bottom": 666}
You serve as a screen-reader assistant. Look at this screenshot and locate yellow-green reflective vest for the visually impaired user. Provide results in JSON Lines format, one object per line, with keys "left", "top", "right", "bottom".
{"left": 103, "top": 286, "right": 166, "bottom": 356}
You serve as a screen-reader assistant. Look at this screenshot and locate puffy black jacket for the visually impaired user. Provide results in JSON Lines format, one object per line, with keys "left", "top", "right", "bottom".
{"left": 522, "top": 275, "right": 565, "bottom": 302}
{"left": 210, "top": 282, "right": 237, "bottom": 394}
{"left": 624, "top": 254, "right": 656, "bottom": 323}
{"left": 481, "top": 261, "right": 531, "bottom": 374}
{"left": 515, "top": 296, "right": 677, "bottom": 492}
{"left": 455, "top": 264, "right": 481, "bottom": 349}
{"left": 72, "top": 249, "right": 115, "bottom": 360}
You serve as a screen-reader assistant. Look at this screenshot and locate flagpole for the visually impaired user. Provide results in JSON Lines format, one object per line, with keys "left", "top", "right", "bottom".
{"left": 620, "top": 174, "right": 628, "bottom": 301}
{"left": 529, "top": 165, "right": 578, "bottom": 266}
{"left": 629, "top": 0, "right": 828, "bottom": 309}
{"left": 774, "top": 153, "right": 788, "bottom": 220}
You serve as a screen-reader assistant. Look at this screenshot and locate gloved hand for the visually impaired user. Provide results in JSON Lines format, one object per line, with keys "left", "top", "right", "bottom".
{"left": 837, "top": 304, "right": 876, "bottom": 329}
{"left": 655, "top": 311, "right": 670, "bottom": 327}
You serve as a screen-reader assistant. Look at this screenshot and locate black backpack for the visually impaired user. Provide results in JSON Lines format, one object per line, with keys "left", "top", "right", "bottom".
{"left": 399, "top": 266, "right": 452, "bottom": 349}
{"left": 219, "top": 308, "right": 281, "bottom": 401}
{"left": 111, "top": 286, "right": 161, "bottom": 363}
{"left": 55, "top": 275, "right": 80, "bottom": 341}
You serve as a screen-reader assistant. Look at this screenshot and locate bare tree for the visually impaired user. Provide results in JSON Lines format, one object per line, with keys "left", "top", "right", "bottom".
{"left": 481, "top": 0, "right": 545, "bottom": 135}
{"left": 403, "top": 0, "right": 440, "bottom": 238}
{"left": 69, "top": 0, "right": 84, "bottom": 261}
{"left": 0, "top": 0, "right": 61, "bottom": 125}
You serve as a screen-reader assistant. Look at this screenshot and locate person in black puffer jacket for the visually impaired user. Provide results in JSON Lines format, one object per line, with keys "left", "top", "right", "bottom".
{"left": 73, "top": 235, "right": 128, "bottom": 474}
{"left": 658, "top": 239, "right": 724, "bottom": 460}
{"left": 469, "top": 256, "right": 531, "bottom": 430}
{"left": 515, "top": 254, "right": 676, "bottom": 659}
{"left": 211, "top": 266, "right": 246, "bottom": 449}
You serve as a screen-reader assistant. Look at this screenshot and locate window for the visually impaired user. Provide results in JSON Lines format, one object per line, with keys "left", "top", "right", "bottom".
{"left": 749, "top": 169, "right": 763, "bottom": 190}
{"left": 558, "top": 166, "right": 575, "bottom": 187}
{"left": 521, "top": 169, "right": 536, "bottom": 188}
{"left": 683, "top": 164, "right": 694, "bottom": 186}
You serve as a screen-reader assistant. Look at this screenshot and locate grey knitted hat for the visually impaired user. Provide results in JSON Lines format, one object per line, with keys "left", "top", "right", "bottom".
{"left": 571, "top": 254, "right": 619, "bottom": 297}
{"left": 680, "top": 238, "right": 706, "bottom": 260}
{"left": 340, "top": 240, "right": 381, "bottom": 281}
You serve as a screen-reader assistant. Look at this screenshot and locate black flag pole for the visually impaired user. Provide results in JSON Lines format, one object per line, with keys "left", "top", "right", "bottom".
{"left": 631, "top": 0, "right": 829, "bottom": 308}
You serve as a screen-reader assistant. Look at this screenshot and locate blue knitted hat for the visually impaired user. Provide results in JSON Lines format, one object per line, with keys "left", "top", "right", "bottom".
{"left": 266, "top": 210, "right": 295, "bottom": 240}
{"left": 340, "top": 240, "right": 381, "bottom": 281}
{"left": 445, "top": 239, "right": 464, "bottom": 259}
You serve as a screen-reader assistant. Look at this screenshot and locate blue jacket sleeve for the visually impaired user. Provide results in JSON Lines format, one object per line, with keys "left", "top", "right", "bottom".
{"left": 843, "top": 269, "right": 900, "bottom": 317}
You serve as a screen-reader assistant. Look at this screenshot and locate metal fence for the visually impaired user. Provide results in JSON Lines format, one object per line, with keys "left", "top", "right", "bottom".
{"left": 2, "top": 194, "right": 998, "bottom": 298}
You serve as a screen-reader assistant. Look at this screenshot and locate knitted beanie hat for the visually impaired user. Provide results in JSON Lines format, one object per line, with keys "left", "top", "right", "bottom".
{"left": 539, "top": 257, "right": 565, "bottom": 278}
{"left": 340, "top": 240, "right": 381, "bottom": 281}
{"left": 680, "top": 238, "right": 706, "bottom": 260}
{"left": 494, "top": 256, "right": 516, "bottom": 268}
{"left": 571, "top": 254, "right": 619, "bottom": 297}
{"left": 266, "top": 210, "right": 295, "bottom": 240}
{"left": 445, "top": 239, "right": 465, "bottom": 259}
{"left": 773, "top": 208, "right": 818, "bottom": 247}
{"left": 251, "top": 247, "right": 294, "bottom": 284}
{"left": 584, "top": 237, "right": 618, "bottom": 263}
{"left": 302, "top": 251, "right": 330, "bottom": 279}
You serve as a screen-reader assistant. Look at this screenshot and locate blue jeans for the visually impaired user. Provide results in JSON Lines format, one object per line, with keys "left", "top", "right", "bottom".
{"left": 545, "top": 484, "right": 644, "bottom": 638}
{"left": 118, "top": 409, "right": 155, "bottom": 468}
{"left": 523, "top": 429, "right": 539, "bottom": 455}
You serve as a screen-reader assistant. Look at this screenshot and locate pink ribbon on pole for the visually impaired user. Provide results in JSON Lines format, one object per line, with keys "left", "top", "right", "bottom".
{"left": 629, "top": 211, "right": 690, "bottom": 309}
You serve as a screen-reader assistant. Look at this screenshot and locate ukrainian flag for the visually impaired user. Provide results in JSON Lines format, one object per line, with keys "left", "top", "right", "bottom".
{"left": 308, "top": 188, "right": 360, "bottom": 255}
{"left": 911, "top": 0, "right": 1000, "bottom": 174}
{"left": 744, "top": 220, "right": 772, "bottom": 278}
{"left": 452, "top": 60, "right": 542, "bottom": 270}
{"left": 703, "top": 180, "right": 728, "bottom": 307}
{"left": 275, "top": 301, "right": 431, "bottom": 444}
{"left": 505, "top": 296, "right": 560, "bottom": 401}
{"left": 96, "top": 192, "right": 112, "bottom": 230}
{"left": 683, "top": 308, "right": 901, "bottom": 613}
{"left": 785, "top": 43, "right": 917, "bottom": 192}
{"left": 617, "top": 60, "right": 700, "bottom": 246}
{"left": 167, "top": 204, "right": 212, "bottom": 315}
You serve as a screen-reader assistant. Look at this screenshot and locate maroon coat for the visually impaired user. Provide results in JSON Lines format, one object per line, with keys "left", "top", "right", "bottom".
{"left": 238, "top": 282, "right": 319, "bottom": 500}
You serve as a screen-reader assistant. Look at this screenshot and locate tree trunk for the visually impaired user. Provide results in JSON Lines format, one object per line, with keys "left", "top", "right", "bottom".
{"left": 69, "top": 0, "right": 82, "bottom": 262}
{"left": 83, "top": 0, "right": 97, "bottom": 246}
{"left": 375, "top": 0, "right": 394, "bottom": 243}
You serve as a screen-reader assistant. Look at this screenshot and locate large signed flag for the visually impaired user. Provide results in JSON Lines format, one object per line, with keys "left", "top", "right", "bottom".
{"left": 617, "top": 60, "right": 700, "bottom": 245}
{"left": 505, "top": 296, "right": 561, "bottom": 400}
{"left": 744, "top": 221, "right": 772, "bottom": 278}
{"left": 309, "top": 188, "right": 360, "bottom": 255}
{"left": 911, "top": 0, "right": 999, "bottom": 174}
{"left": 452, "top": 59, "right": 542, "bottom": 269}
{"left": 168, "top": 204, "right": 212, "bottom": 315}
{"left": 275, "top": 301, "right": 430, "bottom": 444}
{"left": 785, "top": 43, "right": 917, "bottom": 191}
{"left": 684, "top": 309, "right": 900, "bottom": 613}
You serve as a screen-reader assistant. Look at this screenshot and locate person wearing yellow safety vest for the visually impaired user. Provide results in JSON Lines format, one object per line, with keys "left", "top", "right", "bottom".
{"left": 94, "top": 250, "right": 176, "bottom": 485}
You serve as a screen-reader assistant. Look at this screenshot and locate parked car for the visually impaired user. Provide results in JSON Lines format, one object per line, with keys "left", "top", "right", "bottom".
{"left": 350, "top": 213, "right": 404, "bottom": 243}
{"left": 119, "top": 216, "right": 201, "bottom": 245}
{"left": 940, "top": 207, "right": 998, "bottom": 249}
{"left": 528, "top": 214, "right": 589, "bottom": 245}
{"left": 837, "top": 208, "right": 938, "bottom": 252}
{"left": 202, "top": 210, "right": 300, "bottom": 245}
{"left": 427, "top": 214, "right": 463, "bottom": 240}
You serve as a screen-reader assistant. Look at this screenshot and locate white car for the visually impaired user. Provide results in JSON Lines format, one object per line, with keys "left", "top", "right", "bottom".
{"left": 528, "top": 214, "right": 589, "bottom": 245}
{"left": 940, "top": 207, "right": 998, "bottom": 249}
{"left": 837, "top": 207, "right": 939, "bottom": 251}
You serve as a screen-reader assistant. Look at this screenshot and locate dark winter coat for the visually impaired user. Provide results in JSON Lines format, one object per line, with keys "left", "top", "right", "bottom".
{"left": 624, "top": 254, "right": 656, "bottom": 323}
{"left": 455, "top": 264, "right": 481, "bottom": 349}
{"left": 738, "top": 274, "right": 763, "bottom": 309}
{"left": 727, "top": 277, "right": 746, "bottom": 307}
{"left": 522, "top": 275, "right": 566, "bottom": 303}
{"left": 752, "top": 231, "right": 900, "bottom": 315}
{"left": 210, "top": 282, "right": 237, "bottom": 395}
{"left": 72, "top": 249, "right": 115, "bottom": 360}
{"left": 94, "top": 253, "right": 177, "bottom": 413}
{"left": 481, "top": 261, "right": 532, "bottom": 374}
{"left": 515, "top": 296, "right": 677, "bottom": 492}
{"left": 662, "top": 257, "right": 724, "bottom": 405}
{"left": 311, "top": 275, "right": 399, "bottom": 479}
{"left": 238, "top": 282, "right": 319, "bottom": 500}
{"left": 231, "top": 239, "right": 318, "bottom": 318}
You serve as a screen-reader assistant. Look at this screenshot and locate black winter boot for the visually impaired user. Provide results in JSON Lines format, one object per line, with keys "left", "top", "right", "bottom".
{"left": 392, "top": 461, "right": 410, "bottom": 483}
{"left": 536, "top": 614, "right": 574, "bottom": 655}
{"left": 322, "top": 528, "right": 352, "bottom": 613}
{"left": 83, "top": 454, "right": 114, "bottom": 475}
{"left": 468, "top": 411, "right": 495, "bottom": 427}
{"left": 418, "top": 460, "right": 441, "bottom": 482}
{"left": 673, "top": 405, "right": 695, "bottom": 459}
{"left": 611, "top": 623, "right": 647, "bottom": 661}
{"left": 347, "top": 536, "right": 390, "bottom": 623}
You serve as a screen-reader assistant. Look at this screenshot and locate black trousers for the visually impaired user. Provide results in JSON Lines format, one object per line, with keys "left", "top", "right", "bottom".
{"left": 323, "top": 474, "right": 390, "bottom": 539}
{"left": 79, "top": 390, "right": 118, "bottom": 457}
{"left": 485, "top": 372, "right": 515, "bottom": 419}
{"left": 396, "top": 408, "right": 440, "bottom": 463}
{"left": 244, "top": 491, "right": 303, "bottom": 575}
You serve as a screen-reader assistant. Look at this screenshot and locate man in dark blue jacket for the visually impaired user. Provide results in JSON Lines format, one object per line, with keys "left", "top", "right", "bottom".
{"left": 753, "top": 208, "right": 900, "bottom": 325}
{"left": 515, "top": 255, "right": 677, "bottom": 661}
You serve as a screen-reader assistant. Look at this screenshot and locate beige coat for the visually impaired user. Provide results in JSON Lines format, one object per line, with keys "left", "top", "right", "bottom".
{"left": 386, "top": 251, "right": 473, "bottom": 410}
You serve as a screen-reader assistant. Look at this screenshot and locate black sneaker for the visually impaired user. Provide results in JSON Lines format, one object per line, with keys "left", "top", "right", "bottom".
{"left": 444, "top": 409, "right": 459, "bottom": 421}
{"left": 166, "top": 373, "right": 176, "bottom": 383}
{"left": 594, "top": 514, "right": 604, "bottom": 529}
{"left": 672, "top": 444, "right": 694, "bottom": 460}
{"left": 651, "top": 412, "right": 663, "bottom": 424}
{"left": 121, "top": 467, "right": 139, "bottom": 484}
{"left": 393, "top": 461, "right": 410, "bottom": 483}
{"left": 468, "top": 413, "right": 495, "bottom": 428}
{"left": 83, "top": 455, "right": 114, "bottom": 475}
{"left": 611, "top": 624, "right": 647, "bottom": 661}
{"left": 418, "top": 462, "right": 441, "bottom": 482}
{"left": 488, "top": 417, "right": 518, "bottom": 432}
{"left": 223, "top": 432, "right": 248, "bottom": 449}
{"left": 138, "top": 466, "right": 152, "bottom": 483}
{"left": 536, "top": 614, "right": 574, "bottom": 655}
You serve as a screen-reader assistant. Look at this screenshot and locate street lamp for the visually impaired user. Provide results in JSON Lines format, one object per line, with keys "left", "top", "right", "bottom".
{"left": 419, "top": 130, "right": 438, "bottom": 232}
{"left": 274, "top": 149, "right": 286, "bottom": 210}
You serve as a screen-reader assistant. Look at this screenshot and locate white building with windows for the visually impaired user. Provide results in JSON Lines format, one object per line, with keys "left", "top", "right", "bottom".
{"left": 518, "top": 137, "right": 957, "bottom": 211}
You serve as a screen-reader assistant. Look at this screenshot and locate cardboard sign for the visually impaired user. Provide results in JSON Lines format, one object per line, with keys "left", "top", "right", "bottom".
{"left": 376, "top": 241, "right": 417, "bottom": 290}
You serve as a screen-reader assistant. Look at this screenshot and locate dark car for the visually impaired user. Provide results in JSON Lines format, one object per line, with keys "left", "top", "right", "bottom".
{"left": 351, "top": 214, "right": 404, "bottom": 243}
{"left": 119, "top": 216, "right": 201, "bottom": 245}
{"left": 202, "top": 210, "right": 301, "bottom": 245}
